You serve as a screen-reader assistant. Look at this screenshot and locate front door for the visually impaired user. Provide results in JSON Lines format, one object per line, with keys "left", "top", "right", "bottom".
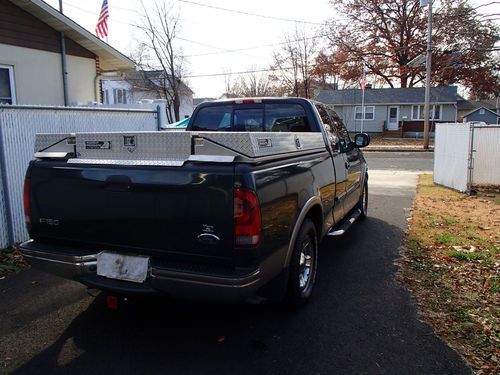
{"left": 387, "top": 106, "right": 399, "bottom": 130}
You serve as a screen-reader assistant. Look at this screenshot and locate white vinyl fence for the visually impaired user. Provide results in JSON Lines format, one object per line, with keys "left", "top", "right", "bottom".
{"left": 434, "top": 122, "right": 500, "bottom": 192}
{"left": 0, "top": 104, "right": 161, "bottom": 249}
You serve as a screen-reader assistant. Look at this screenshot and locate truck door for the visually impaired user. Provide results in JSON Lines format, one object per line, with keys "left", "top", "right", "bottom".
{"left": 327, "top": 109, "right": 362, "bottom": 213}
{"left": 315, "top": 104, "right": 347, "bottom": 224}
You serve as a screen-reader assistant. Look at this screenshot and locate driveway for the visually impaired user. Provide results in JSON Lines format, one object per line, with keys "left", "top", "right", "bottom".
{"left": 0, "top": 152, "right": 471, "bottom": 374}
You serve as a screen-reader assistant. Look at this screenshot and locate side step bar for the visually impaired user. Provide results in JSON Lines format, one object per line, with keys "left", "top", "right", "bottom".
{"left": 327, "top": 209, "right": 362, "bottom": 237}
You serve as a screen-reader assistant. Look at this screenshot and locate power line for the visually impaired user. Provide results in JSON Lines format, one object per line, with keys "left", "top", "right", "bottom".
{"left": 183, "top": 65, "right": 310, "bottom": 78}
{"left": 183, "top": 34, "right": 324, "bottom": 58}
{"left": 178, "top": 0, "right": 327, "bottom": 26}
{"left": 62, "top": 3, "right": 271, "bottom": 60}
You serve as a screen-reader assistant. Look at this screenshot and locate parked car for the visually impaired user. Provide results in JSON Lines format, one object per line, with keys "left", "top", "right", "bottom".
{"left": 20, "top": 98, "right": 370, "bottom": 307}
{"left": 162, "top": 117, "right": 190, "bottom": 130}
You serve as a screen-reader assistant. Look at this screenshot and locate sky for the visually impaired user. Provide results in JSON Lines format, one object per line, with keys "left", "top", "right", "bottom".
{"left": 42, "top": 0, "right": 498, "bottom": 98}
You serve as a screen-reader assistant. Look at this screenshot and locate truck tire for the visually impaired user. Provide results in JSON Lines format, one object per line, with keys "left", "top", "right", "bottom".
{"left": 285, "top": 218, "right": 318, "bottom": 308}
{"left": 357, "top": 179, "right": 368, "bottom": 220}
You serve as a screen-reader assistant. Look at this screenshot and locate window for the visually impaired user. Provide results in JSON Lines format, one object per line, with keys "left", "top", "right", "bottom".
{"left": 328, "top": 108, "right": 352, "bottom": 153}
{"left": 479, "top": 108, "right": 485, "bottom": 115}
{"left": 354, "top": 106, "right": 375, "bottom": 120}
{"left": 412, "top": 105, "right": 442, "bottom": 120}
{"left": 0, "top": 65, "right": 16, "bottom": 104}
{"left": 264, "top": 104, "right": 308, "bottom": 132}
{"left": 103, "top": 89, "right": 110, "bottom": 104}
{"left": 190, "top": 105, "right": 232, "bottom": 131}
{"left": 113, "top": 88, "right": 128, "bottom": 104}
{"left": 315, "top": 103, "right": 352, "bottom": 153}
{"left": 234, "top": 108, "right": 263, "bottom": 131}
{"left": 189, "top": 103, "right": 309, "bottom": 132}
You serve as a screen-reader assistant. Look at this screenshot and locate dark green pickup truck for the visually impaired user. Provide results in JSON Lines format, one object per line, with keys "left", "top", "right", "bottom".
{"left": 20, "top": 98, "right": 369, "bottom": 306}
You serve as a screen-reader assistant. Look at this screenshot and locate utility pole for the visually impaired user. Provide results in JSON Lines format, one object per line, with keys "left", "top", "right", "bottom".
{"left": 422, "top": 0, "right": 433, "bottom": 149}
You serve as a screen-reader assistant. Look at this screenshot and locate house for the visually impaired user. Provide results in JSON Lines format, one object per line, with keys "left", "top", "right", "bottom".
{"left": 101, "top": 71, "right": 194, "bottom": 121}
{"left": 462, "top": 107, "right": 500, "bottom": 124}
{"left": 193, "top": 97, "right": 216, "bottom": 107}
{"left": 315, "top": 86, "right": 458, "bottom": 137}
{"left": 456, "top": 96, "right": 499, "bottom": 122}
{"left": 0, "top": 0, "right": 134, "bottom": 106}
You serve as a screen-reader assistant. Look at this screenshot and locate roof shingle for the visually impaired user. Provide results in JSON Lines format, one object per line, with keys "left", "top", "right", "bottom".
{"left": 315, "top": 86, "right": 457, "bottom": 105}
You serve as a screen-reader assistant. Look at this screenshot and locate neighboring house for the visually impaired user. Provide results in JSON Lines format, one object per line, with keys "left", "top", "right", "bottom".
{"left": 462, "top": 107, "right": 500, "bottom": 124}
{"left": 193, "top": 97, "right": 216, "bottom": 107}
{"left": 315, "top": 86, "right": 458, "bottom": 137}
{"left": 102, "top": 71, "right": 194, "bottom": 121}
{"left": 0, "top": 0, "right": 134, "bottom": 106}
{"left": 456, "top": 96, "right": 500, "bottom": 121}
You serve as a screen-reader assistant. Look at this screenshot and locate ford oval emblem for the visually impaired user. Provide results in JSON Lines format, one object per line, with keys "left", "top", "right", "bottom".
{"left": 197, "top": 233, "right": 220, "bottom": 245}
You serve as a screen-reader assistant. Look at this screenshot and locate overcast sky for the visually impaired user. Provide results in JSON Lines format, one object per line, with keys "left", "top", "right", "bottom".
{"left": 43, "top": 0, "right": 498, "bottom": 98}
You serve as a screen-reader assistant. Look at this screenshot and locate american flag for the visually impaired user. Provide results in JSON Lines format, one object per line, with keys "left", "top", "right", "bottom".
{"left": 95, "top": 0, "right": 109, "bottom": 39}
{"left": 360, "top": 69, "right": 367, "bottom": 90}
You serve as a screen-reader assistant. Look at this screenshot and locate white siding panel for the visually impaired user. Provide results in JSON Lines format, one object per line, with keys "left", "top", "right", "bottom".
{"left": 433, "top": 123, "right": 469, "bottom": 192}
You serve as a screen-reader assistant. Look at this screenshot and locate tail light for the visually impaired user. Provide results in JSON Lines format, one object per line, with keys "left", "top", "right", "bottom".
{"left": 23, "top": 178, "right": 31, "bottom": 226}
{"left": 234, "top": 188, "right": 261, "bottom": 247}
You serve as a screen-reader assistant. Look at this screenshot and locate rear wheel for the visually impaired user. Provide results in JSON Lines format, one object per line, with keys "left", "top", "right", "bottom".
{"left": 358, "top": 179, "right": 368, "bottom": 219}
{"left": 285, "top": 219, "right": 318, "bottom": 308}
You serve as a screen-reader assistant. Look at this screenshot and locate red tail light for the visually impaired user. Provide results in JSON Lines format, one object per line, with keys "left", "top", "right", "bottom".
{"left": 234, "top": 188, "right": 261, "bottom": 247}
{"left": 23, "top": 178, "right": 31, "bottom": 226}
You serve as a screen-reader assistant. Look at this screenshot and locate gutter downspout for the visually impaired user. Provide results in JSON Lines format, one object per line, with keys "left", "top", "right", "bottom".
{"left": 95, "top": 74, "right": 103, "bottom": 104}
{"left": 59, "top": 1, "right": 69, "bottom": 106}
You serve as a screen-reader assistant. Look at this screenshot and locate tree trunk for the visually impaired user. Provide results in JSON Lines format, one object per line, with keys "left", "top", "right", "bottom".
{"left": 173, "top": 93, "right": 180, "bottom": 122}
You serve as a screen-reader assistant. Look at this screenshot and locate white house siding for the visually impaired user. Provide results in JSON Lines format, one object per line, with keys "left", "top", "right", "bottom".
{"left": 0, "top": 44, "right": 96, "bottom": 106}
{"left": 332, "top": 102, "right": 457, "bottom": 134}
{"left": 101, "top": 79, "right": 194, "bottom": 123}
{"left": 0, "top": 43, "right": 63, "bottom": 105}
{"left": 332, "top": 105, "right": 386, "bottom": 133}
{"left": 66, "top": 55, "right": 97, "bottom": 105}
{"left": 179, "top": 94, "right": 193, "bottom": 119}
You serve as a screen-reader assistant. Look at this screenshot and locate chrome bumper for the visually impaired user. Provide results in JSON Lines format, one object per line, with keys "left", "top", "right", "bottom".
{"left": 19, "top": 240, "right": 263, "bottom": 300}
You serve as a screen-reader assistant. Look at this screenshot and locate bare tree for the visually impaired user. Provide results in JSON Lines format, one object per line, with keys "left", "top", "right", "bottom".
{"left": 226, "top": 68, "right": 284, "bottom": 97}
{"left": 136, "top": 0, "right": 186, "bottom": 122}
{"left": 271, "top": 27, "right": 317, "bottom": 98}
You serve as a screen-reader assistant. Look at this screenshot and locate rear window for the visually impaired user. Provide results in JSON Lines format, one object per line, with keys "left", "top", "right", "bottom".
{"left": 190, "top": 103, "right": 310, "bottom": 132}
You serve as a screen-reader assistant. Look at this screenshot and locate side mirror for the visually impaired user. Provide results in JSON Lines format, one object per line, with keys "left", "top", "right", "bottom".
{"left": 354, "top": 133, "right": 370, "bottom": 148}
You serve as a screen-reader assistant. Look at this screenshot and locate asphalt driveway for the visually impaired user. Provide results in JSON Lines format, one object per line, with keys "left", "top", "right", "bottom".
{"left": 0, "top": 152, "right": 471, "bottom": 374}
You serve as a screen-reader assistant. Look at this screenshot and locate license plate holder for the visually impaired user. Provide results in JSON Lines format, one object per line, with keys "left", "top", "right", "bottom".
{"left": 97, "top": 252, "right": 149, "bottom": 283}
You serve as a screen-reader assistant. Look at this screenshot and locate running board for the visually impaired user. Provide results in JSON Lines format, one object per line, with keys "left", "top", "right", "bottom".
{"left": 327, "top": 209, "right": 362, "bottom": 237}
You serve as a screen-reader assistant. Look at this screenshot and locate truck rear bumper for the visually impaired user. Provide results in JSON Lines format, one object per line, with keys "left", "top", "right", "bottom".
{"left": 19, "top": 240, "right": 264, "bottom": 300}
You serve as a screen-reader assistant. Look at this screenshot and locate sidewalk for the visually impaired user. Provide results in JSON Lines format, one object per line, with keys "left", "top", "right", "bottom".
{"left": 365, "top": 144, "right": 434, "bottom": 152}
{"left": 365, "top": 137, "right": 434, "bottom": 152}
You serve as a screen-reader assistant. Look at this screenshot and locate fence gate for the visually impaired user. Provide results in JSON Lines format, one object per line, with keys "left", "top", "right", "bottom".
{"left": 0, "top": 105, "right": 160, "bottom": 249}
{"left": 434, "top": 122, "right": 500, "bottom": 193}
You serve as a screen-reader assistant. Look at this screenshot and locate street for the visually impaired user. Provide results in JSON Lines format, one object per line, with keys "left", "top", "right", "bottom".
{"left": 0, "top": 152, "right": 470, "bottom": 375}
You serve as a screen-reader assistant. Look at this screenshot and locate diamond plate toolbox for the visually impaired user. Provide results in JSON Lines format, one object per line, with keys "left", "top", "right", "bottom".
{"left": 197, "top": 132, "right": 325, "bottom": 158}
{"left": 75, "top": 132, "right": 192, "bottom": 162}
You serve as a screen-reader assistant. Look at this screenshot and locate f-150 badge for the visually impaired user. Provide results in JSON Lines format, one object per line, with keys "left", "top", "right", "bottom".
{"left": 123, "top": 135, "right": 136, "bottom": 153}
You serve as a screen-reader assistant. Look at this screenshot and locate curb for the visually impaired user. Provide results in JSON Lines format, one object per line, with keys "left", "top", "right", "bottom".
{"left": 364, "top": 148, "right": 434, "bottom": 152}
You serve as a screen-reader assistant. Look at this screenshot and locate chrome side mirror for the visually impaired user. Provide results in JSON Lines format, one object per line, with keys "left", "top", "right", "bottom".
{"left": 354, "top": 133, "right": 370, "bottom": 148}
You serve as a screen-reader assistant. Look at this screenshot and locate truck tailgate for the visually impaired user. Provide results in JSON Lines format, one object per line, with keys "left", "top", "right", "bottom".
{"left": 28, "top": 161, "right": 235, "bottom": 260}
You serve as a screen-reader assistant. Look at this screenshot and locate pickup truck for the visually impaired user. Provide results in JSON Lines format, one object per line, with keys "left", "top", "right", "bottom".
{"left": 20, "top": 98, "right": 369, "bottom": 307}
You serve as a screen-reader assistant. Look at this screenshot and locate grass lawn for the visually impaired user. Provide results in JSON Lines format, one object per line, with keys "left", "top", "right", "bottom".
{"left": 0, "top": 248, "right": 28, "bottom": 278}
{"left": 399, "top": 174, "right": 499, "bottom": 374}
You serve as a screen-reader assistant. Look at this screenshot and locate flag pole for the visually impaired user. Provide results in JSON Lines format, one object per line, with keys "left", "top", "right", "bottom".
{"left": 360, "top": 66, "right": 366, "bottom": 133}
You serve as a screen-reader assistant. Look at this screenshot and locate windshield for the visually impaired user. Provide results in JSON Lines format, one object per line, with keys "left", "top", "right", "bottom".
{"left": 190, "top": 103, "right": 310, "bottom": 132}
